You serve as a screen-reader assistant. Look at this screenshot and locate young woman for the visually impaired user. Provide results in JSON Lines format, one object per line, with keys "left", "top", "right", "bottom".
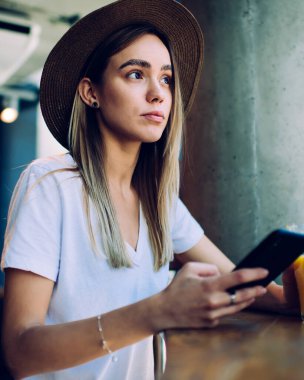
{"left": 1, "top": 0, "right": 299, "bottom": 379}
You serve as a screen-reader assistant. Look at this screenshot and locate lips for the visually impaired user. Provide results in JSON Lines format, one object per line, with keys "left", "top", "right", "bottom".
{"left": 141, "top": 111, "right": 165, "bottom": 123}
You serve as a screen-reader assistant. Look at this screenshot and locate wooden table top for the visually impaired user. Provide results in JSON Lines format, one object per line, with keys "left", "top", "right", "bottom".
{"left": 162, "top": 311, "right": 304, "bottom": 380}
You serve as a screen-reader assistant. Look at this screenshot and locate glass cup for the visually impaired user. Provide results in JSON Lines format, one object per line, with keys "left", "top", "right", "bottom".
{"left": 294, "top": 255, "right": 304, "bottom": 321}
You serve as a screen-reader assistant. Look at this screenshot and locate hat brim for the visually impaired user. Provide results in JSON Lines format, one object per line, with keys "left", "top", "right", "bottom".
{"left": 40, "top": 0, "right": 204, "bottom": 149}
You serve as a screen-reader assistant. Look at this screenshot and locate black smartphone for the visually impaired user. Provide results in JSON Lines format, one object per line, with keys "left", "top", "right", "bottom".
{"left": 227, "top": 229, "right": 304, "bottom": 293}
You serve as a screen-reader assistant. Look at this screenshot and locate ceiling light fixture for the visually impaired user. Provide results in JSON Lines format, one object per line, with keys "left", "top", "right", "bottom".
{"left": 0, "top": 96, "right": 19, "bottom": 123}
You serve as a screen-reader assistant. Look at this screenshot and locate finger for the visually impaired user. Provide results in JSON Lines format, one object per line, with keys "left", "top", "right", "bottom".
{"left": 182, "top": 262, "right": 220, "bottom": 277}
{"left": 230, "top": 286, "right": 267, "bottom": 304}
{"left": 203, "top": 298, "right": 256, "bottom": 321}
{"left": 214, "top": 268, "right": 269, "bottom": 290}
{"left": 225, "top": 298, "right": 257, "bottom": 314}
{"left": 203, "top": 286, "right": 266, "bottom": 310}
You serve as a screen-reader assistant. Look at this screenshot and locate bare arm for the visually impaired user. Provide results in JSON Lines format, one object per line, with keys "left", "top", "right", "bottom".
{"left": 175, "top": 234, "right": 235, "bottom": 273}
{"left": 2, "top": 264, "right": 268, "bottom": 378}
{"left": 2, "top": 269, "right": 160, "bottom": 378}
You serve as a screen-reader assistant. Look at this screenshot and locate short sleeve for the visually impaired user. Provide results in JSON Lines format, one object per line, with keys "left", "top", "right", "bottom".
{"left": 1, "top": 163, "right": 62, "bottom": 281}
{"left": 171, "top": 198, "right": 204, "bottom": 254}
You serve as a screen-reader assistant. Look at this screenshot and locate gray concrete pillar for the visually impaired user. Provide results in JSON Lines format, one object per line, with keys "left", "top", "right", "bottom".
{"left": 181, "top": 0, "right": 304, "bottom": 263}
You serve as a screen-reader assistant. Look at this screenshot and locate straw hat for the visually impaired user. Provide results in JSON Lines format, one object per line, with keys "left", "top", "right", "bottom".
{"left": 40, "top": 0, "right": 204, "bottom": 149}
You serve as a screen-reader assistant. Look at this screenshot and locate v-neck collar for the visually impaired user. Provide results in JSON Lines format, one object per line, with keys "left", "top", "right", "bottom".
{"left": 125, "top": 203, "right": 143, "bottom": 264}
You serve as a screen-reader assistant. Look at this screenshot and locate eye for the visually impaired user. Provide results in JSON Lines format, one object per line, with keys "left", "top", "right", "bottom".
{"left": 161, "top": 75, "right": 171, "bottom": 86}
{"left": 127, "top": 71, "right": 143, "bottom": 80}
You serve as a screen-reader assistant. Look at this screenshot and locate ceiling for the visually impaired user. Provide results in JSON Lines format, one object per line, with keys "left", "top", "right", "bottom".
{"left": 0, "top": 0, "right": 113, "bottom": 90}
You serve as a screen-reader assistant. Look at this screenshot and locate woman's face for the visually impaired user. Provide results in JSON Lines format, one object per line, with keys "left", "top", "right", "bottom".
{"left": 93, "top": 33, "right": 173, "bottom": 144}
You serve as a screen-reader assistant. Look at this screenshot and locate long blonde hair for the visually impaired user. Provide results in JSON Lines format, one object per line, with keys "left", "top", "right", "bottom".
{"left": 68, "top": 24, "right": 185, "bottom": 270}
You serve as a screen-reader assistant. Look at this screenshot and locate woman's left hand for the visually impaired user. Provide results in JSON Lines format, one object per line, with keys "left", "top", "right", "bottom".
{"left": 281, "top": 265, "right": 300, "bottom": 313}
{"left": 251, "top": 266, "right": 300, "bottom": 315}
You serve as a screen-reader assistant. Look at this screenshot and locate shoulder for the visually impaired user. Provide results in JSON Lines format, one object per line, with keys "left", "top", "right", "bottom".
{"left": 170, "top": 197, "right": 188, "bottom": 219}
{"left": 27, "top": 153, "right": 77, "bottom": 175}
{"left": 13, "top": 154, "right": 79, "bottom": 201}
{"left": 20, "top": 153, "right": 79, "bottom": 186}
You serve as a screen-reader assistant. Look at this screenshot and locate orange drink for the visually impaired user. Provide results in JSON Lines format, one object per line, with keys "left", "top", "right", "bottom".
{"left": 294, "top": 255, "right": 304, "bottom": 321}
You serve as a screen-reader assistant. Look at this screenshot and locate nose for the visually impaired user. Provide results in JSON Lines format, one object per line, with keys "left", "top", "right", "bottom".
{"left": 146, "top": 79, "right": 165, "bottom": 104}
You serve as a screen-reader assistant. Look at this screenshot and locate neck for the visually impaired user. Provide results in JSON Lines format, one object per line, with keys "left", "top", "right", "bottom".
{"left": 103, "top": 134, "right": 141, "bottom": 195}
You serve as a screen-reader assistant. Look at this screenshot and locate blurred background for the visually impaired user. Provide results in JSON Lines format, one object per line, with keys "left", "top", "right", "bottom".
{"left": 1, "top": 0, "right": 304, "bottom": 286}
{"left": 0, "top": 0, "right": 114, "bottom": 285}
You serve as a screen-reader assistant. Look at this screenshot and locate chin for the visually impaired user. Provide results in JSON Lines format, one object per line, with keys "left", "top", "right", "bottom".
{"left": 140, "top": 127, "right": 166, "bottom": 143}
{"left": 140, "top": 133, "right": 164, "bottom": 143}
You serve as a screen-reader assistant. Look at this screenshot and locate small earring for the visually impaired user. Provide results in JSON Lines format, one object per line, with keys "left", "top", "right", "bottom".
{"left": 92, "top": 101, "right": 99, "bottom": 109}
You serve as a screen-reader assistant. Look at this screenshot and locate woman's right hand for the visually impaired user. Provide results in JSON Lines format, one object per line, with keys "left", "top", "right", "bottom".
{"left": 157, "top": 262, "right": 268, "bottom": 329}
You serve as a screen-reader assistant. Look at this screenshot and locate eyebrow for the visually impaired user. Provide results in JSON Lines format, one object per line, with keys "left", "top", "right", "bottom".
{"left": 118, "top": 59, "right": 172, "bottom": 72}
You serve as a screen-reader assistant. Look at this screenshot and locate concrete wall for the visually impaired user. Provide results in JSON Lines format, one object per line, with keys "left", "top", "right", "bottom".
{"left": 182, "top": 0, "right": 304, "bottom": 262}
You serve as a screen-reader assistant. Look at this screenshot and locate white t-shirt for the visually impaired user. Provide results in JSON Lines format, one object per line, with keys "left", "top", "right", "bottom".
{"left": 1, "top": 154, "right": 204, "bottom": 380}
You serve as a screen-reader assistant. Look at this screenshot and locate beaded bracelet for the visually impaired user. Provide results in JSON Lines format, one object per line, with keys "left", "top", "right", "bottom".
{"left": 97, "top": 315, "right": 118, "bottom": 362}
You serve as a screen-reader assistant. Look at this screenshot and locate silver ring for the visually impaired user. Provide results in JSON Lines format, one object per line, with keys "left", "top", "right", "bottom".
{"left": 229, "top": 292, "right": 237, "bottom": 305}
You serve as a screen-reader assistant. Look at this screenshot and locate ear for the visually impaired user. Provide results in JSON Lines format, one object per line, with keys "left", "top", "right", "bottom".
{"left": 78, "top": 77, "right": 99, "bottom": 108}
